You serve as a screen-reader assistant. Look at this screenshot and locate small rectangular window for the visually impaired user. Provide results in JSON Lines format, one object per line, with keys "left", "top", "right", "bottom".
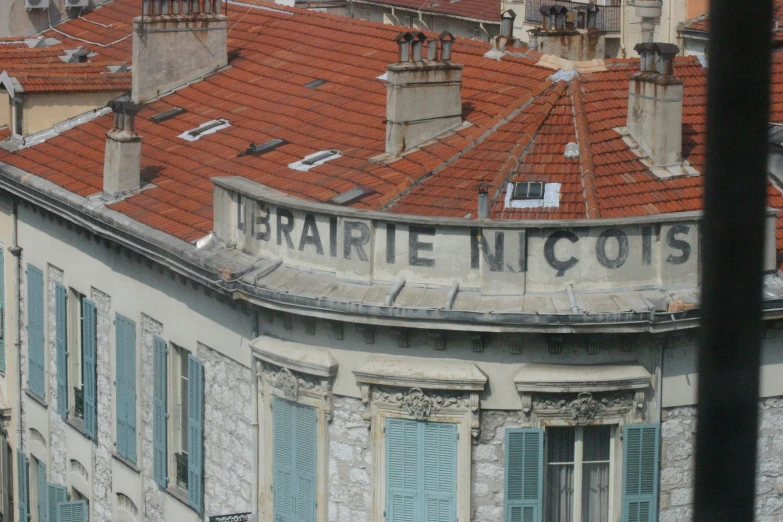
{"left": 237, "top": 195, "right": 246, "bottom": 232}
{"left": 12, "top": 97, "right": 23, "bottom": 137}
{"left": 512, "top": 181, "right": 545, "bottom": 200}
{"left": 171, "top": 344, "right": 190, "bottom": 492}
{"left": 470, "top": 27, "right": 483, "bottom": 40}
{"left": 69, "top": 290, "right": 88, "bottom": 421}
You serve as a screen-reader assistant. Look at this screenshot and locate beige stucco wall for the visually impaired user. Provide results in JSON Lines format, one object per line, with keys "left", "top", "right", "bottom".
{"left": 21, "top": 90, "right": 125, "bottom": 136}
{"left": 0, "top": 93, "right": 9, "bottom": 130}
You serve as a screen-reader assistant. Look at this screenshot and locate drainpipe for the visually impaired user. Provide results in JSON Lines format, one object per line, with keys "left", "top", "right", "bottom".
{"left": 9, "top": 197, "right": 22, "bottom": 451}
{"left": 251, "top": 307, "right": 260, "bottom": 522}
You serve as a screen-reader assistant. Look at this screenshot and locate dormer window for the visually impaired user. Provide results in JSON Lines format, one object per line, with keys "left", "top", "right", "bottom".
{"left": 237, "top": 194, "right": 246, "bottom": 232}
{"left": 512, "top": 181, "right": 544, "bottom": 200}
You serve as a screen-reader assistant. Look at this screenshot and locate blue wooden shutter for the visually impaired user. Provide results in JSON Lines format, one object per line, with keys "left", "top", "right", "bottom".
{"left": 153, "top": 336, "right": 168, "bottom": 488}
{"left": 423, "top": 422, "right": 456, "bottom": 522}
{"left": 47, "top": 483, "right": 67, "bottom": 522}
{"left": 187, "top": 354, "right": 204, "bottom": 512}
{"left": 115, "top": 314, "right": 137, "bottom": 463}
{"left": 295, "top": 403, "right": 317, "bottom": 522}
{"left": 17, "top": 450, "right": 28, "bottom": 522}
{"left": 622, "top": 424, "right": 660, "bottom": 522}
{"left": 57, "top": 500, "right": 88, "bottom": 522}
{"left": 386, "top": 418, "right": 419, "bottom": 522}
{"left": 0, "top": 248, "right": 6, "bottom": 374}
{"left": 82, "top": 298, "right": 97, "bottom": 440}
{"left": 26, "top": 265, "right": 45, "bottom": 400}
{"left": 505, "top": 428, "right": 544, "bottom": 522}
{"left": 37, "top": 462, "right": 48, "bottom": 522}
{"left": 273, "top": 397, "right": 295, "bottom": 522}
{"left": 55, "top": 284, "right": 68, "bottom": 417}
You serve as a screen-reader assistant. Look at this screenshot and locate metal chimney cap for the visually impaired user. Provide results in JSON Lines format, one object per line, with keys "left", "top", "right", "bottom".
{"left": 413, "top": 32, "right": 427, "bottom": 42}
{"left": 501, "top": 8, "right": 516, "bottom": 20}
{"left": 394, "top": 32, "right": 414, "bottom": 43}
{"left": 438, "top": 31, "right": 456, "bottom": 41}
{"left": 652, "top": 42, "right": 680, "bottom": 56}
{"left": 634, "top": 42, "right": 656, "bottom": 54}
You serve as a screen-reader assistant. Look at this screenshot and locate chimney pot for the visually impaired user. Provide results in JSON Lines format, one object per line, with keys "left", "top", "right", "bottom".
{"left": 477, "top": 185, "right": 489, "bottom": 218}
{"left": 427, "top": 37, "right": 439, "bottom": 61}
{"left": 395, "top": 32, "right": 414, "bottom": 62}
{"left": 412, "top": 32, "right": 426, "bottom": 62}
{"left": 634, "top": 42, "right": 656, "bottom": 72}
{"left": 652, "top": 42, "right": 679, "bottom": 76}
{"left": 501, "top": 9, "right": 516, "bottom": 38}
{"left": 439, "top": 31, "right": 455, "bottom": 61}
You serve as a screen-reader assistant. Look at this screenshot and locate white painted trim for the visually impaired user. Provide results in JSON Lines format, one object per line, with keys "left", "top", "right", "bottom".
{"left": 504, "top": 182, "right": 561, "bottom": 209}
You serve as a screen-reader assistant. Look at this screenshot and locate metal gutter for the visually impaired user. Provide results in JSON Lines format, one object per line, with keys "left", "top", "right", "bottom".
{"left": 349, "top": 0, "right": 501, "bottom": 25}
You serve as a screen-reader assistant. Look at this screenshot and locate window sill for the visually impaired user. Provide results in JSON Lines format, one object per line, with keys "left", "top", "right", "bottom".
{"left": 165, "top": 486, "right": 197, "bottom": 514}
{"left": 64, "top": 416, "right": 91, "bottom": 441}
{"left": 112, "top": 452, "right": 140, "bottom": 474}
{"left": 25, "top": 389, "right": 47, "bottom": 408}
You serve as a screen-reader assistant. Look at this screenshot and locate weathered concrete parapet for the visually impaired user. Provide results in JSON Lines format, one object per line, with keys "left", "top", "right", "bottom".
{"left": 132, "top": 10, "right": 228, "bottom": 103}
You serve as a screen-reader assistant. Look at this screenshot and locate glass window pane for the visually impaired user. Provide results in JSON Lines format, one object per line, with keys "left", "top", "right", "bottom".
{"left": 582, "top": 426, "right": 611, "bottom": 522}
{"left": 546, "top": 428, "right": 575, "bottom": 522}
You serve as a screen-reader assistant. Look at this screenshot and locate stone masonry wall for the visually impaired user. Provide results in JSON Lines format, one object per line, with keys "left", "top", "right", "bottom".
{"left": 46, "top": 265, "right": 66, "bottom": 483}
{"left": 91, "top": 287, "right": 112, "bottom": 522}
{"left": 472, "top": 410, "right": 527, "bottom": 522}
{"left": 19, "top": 252, "right": 27, "bottom": 452}
{"left": 199, "top": 342, "right": 254, "bottom": 518}
{"left": 141, "top": 314, "right": 165, "bottom": 522}
{"left": 661, "top": 399, "right": 783, "bottom": 522}
{"left": 328, "top": 396, "right": 371, "bottom": 522}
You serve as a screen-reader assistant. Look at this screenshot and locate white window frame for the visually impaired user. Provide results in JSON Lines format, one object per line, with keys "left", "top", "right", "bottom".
{"left": 67, "top": 288, "right": 86, "bottom": 425}
{"left": 544, "top": 424, "right": 617, "bottom": 522}
{"left": 252, "top": 337, "right": 337, "bottom": 522}
{"left": 353, "top": 355, "right": 487, "bottom": 522}
{"left": 12, "top": 96, "right": 23, "bottom": 137}
{"left": 469, "top": 26, "right": 483, "bottom": 40}
{"left": 168, "top": 343, "right": 191, "bottom": 494}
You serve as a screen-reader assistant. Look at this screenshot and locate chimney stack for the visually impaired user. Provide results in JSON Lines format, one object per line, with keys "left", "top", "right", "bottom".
{"left": 494, "top": 9, "right": 517, "bottom": 51}
{"left": 634, "top": 0, "right": 663, "bottom": 43}
{"left": 104, "top": 101, "right": 142, "bottom": 197}
{"left": 132, "top": 0, "right": 228, "bottom": 103}
{"left": 477, "top": 185, "right": 489, "bottom": 218}
{"left": 385, "top": 32, "right": 463, "bottom": 156}
{"left": 627, "top": 42, "right": 683, "bottom": 167}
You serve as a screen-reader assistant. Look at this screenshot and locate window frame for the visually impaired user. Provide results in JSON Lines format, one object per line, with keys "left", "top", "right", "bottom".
{"left": 12, "top": 96, "right": 23, "bottom": 137}
{"left": 543, "top": 425, "right": 617, "bottom": 522}
{"left": 169, "top": 343, "right": 191, "bottom": 494}
{"left": 67, "top": 289, "right": 87, "bottom": 426}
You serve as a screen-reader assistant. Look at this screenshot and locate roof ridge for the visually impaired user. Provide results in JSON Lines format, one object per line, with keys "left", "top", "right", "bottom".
{"left": 569, "top": 77, "right": 600, "bottom": 219}
{"left": 379, "top": 81, "right": 555, "bottom": 212}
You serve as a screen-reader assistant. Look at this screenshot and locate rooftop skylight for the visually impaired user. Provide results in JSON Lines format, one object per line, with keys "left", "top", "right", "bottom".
{"left": 330, "top": 186, "right": 372, "bottom": 205}
{"left": 505, "top": 182, "right": 561, "bottom": 209}
{"left": 305, "top": 79, "right": 327, "bottom": 88}
{"left": 151, "top": 107, "right": 186, "bottom": 124}
{"left": 288, "top": 149, "right": 341, "bottom": 172}
{"left": 238, "top": 138, "right": 288, "bottom": 157}
{"left": 178, "top": 119, "right": 230, "bottom": 141}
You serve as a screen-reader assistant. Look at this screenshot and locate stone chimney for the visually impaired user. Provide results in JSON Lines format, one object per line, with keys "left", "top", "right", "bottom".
{"left": 527, "top": 4, "right": 605, "bottom": 61}
{"left": 635, "top": 0, "right": 663, "bottom": 43}
{"left": 385, "top": 31, "right": 463, "bottom": 156}
{"left": 104, "top": 101, "right": 142, "bottom": 197}
{"left": 627, "top": 42, "right": 683, "bottom": 167}
{"left": 132, "top": 0, "right": 228, "bottom": 103}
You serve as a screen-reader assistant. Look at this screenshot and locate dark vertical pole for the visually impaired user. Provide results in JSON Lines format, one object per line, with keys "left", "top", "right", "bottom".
{"left": 695, "top": 0, "right": 773, "bottom": 520}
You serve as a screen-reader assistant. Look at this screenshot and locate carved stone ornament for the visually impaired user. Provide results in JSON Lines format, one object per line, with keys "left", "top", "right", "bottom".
{"left": 531, "top": 390, "right": 637, "bottom": 424}
{"left": 277, "top": 368, "right": 299, "bottom": 400}
{"left": 569, "top": 392, "right": 602, "bottom": 424}
{"left": 257, "top": 361, "right": 335, "bottom": 421}
{"left": 402, "top": 388, "right": 436, "bottom": 419}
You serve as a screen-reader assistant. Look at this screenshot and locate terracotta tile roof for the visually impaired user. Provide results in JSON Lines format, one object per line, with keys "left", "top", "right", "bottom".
{"left": 354, "top": 0, "right": 500, "bottom": 23}
{"left": 10, "top": 69, "right": 131, "bottom": 93}
{"left": 0, "top": 47, "right": 67, "bottom": 66}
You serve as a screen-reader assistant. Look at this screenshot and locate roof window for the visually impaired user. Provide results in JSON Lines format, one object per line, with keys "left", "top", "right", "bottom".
{"left": 178, "top": 119, "right": 230, "bottom": 141}
{"left": 512, "top": 181, "right": 544, "bottom": 200}
{"left": 305, "top": 79, "right": 327, "bottom": 88}
{"left": 151, "top": 107, "right": 186, "bottom": 124}
{"left": 330, "top": 186, "right": 372, "bottom": 205}
{"left": 288, "top": 149, "right": 342, "bottom": 172}
{"left": 238, "top": 138, "right": 287, "bottom": 157}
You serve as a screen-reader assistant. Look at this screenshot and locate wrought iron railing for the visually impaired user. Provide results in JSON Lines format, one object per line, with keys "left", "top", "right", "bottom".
{"left": 524, "top": 0, "right": 621, "bottom": 33}
{"left": 175, "top": 452, "right": 189, "bottom": 490}
{"left": 209, "top": 513, "right": 251, "bottom": 522}
{"left": 74, "top": 386, "right": 84, "bottom": 419}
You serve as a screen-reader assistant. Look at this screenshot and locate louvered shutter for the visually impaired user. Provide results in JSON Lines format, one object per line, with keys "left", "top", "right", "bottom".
{"left": 37, "top": 462, "right": 48, "bottom": 522}
{"left": 82, "top": 298, "right": 97, "bottom": 440}
{"left": 17, "top": 450, "right": 28, "bottom": 522}
{"left": 0, "top": 249, "right": 6, "bottom": 374}
{"left": 26, "top": 265, "right": 45, "bottom": 399}
{"left": 295, "top": 403, "right": 317, "bottom": 522}
{"left": 386, "top": 418, "right": 419, "bottom": 522}
{"left": 55, "top": 284, "right": 68, "bottom": 417}
{"left": 57, "top": 500, "right": 88, "bottom": 522}
{"left": 423, "top": 422, "right": 456, "bottom": 522}
{"left": 153, "top": 336, "right": 168, "bottom": 488}
{"left": 187, "top": 354, "right": 204, "bottom": 512}
{"left": 115, "top": 315, "right": 137, "bottom": 463}
{"left": 274, "top": 397, "right": 295, "bottom": 522}
{"left": 622, "top": 424, "right": 660, "bottom": 522}
{"left": 47, "top": 483, "right": 67, "bottom": 522}
{"left": 505, "top": 428, "right": 543, "bottom": 522}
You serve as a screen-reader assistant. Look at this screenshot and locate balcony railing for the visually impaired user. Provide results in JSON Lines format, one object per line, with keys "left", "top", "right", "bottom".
{"left": 74, "top": 386, "right": 84, "bottom": 419}
{"left": 175, "top": 451, "right": 189, "bottom": 490}
{"left": 524, "top": 0, "right": 621, "bottom": 33}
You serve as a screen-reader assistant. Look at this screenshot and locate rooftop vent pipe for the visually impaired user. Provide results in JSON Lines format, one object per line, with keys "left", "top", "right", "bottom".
{"left": 477, "top": 185, "right": 489, "bottom": 218}
{"left": 103, "top": 100, "right": 142, "bottom": 197}
{"left": 634, "top": 0, "right": 663, "bottom": 43}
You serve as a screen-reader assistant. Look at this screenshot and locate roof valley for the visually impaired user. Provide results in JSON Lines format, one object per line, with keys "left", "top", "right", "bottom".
{"left": 569, "top": 77, "right": 600, "bottom": 219}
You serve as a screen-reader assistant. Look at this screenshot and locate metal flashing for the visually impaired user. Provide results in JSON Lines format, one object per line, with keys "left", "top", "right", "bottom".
{"left": 305, "top": 79, "right": 327, "bottom": 88}
{"left": 288, "top": 149, "right": 341, "bottom": 171}
{"left": 505, "top": 181, "right": 561, "bottom": 209}
{"left": 237, "top": 138, "right": 287, "bottom": 157}
{"left": 178, "top": 119, "right": 230, "bottom": 141}
{"left": 330, "top": 186, "right": 371, "bottom": 205}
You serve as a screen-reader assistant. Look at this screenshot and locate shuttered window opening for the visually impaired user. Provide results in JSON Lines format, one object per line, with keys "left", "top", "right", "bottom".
{"left": 55, "top": 284, "right": 68, "bottom": 418}
{"left": 57, "top": 500, "right": 88, "bottom": 522}
{"left": 26, "top": 264, "right": 45, "bottom": 400}
{"left": 82, "top": 298, "right": 97, "bottom": 440}
{"left": 187, "top": 354, "right": 204, "bottom": 513}
{"left": 115, "top": 314, "right": 137, "bottom": 463}
{"left": 36, "top": 460, "right": 47, "bottom": 522}
{"left": 0, "top": 248, "right": 6, "bottom": 374}
{"left": 621, "top": 425, "right": 660, "bottom": 522}
{"left": 505, "top": 428, "right": 544, "bottom": 522}
{"left": 47, "top": 483, "right": 67, "bottom": 522}
{"left": 273, "top": 396, "right": 318, "bottom": 522}
{"left": 385, "top": 417, "right": 457, "bottom": 522}
{"left": 17, "top": 450, "right": 28, "bottom": 522}
{"left": 152, "top": 336, "right": 168, "bottom": 488}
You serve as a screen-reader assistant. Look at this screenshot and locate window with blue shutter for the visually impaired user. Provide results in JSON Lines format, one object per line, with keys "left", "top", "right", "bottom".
{"left": 386, "top": 418, "right": 457, "bottom": 522}
{"left": 187, "top": 354, "right": 204, "bottom": 512}
{"left": 0, "top": 248, "right": 6, "bottom": 374}
{"left": 153, "top": 336, "right": 168, "bottom": 488}
{"left": 17, "top": 450, "right": 28, "bottom": 522}
{"left": 55, "top": 284, "right": 68, "bottom": 418}
{"left": 622, "top": 424, "right": 660, "bottom": 522}
{"left": 82, "top": 298, "right": 97, "bottom": 440}
{"left": 47, "top": 483, "right": 67, "bottom": 522}
{"left": 115, "top": 314, "right": 137, "bottom": 463}
{"left": 26, "top": 264, "right": 45, "bottom": 400}
{"left": 57, "top": 500, "right": 88, "bottom": 522}
{"left": 272, "top": 396, "right": 318, "bottom": 522}
{"left": 504, "top": 428, "right": 543, "bottom": 522}
{"left": 37, "top": 461, "right": 48, "bottom": 522}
